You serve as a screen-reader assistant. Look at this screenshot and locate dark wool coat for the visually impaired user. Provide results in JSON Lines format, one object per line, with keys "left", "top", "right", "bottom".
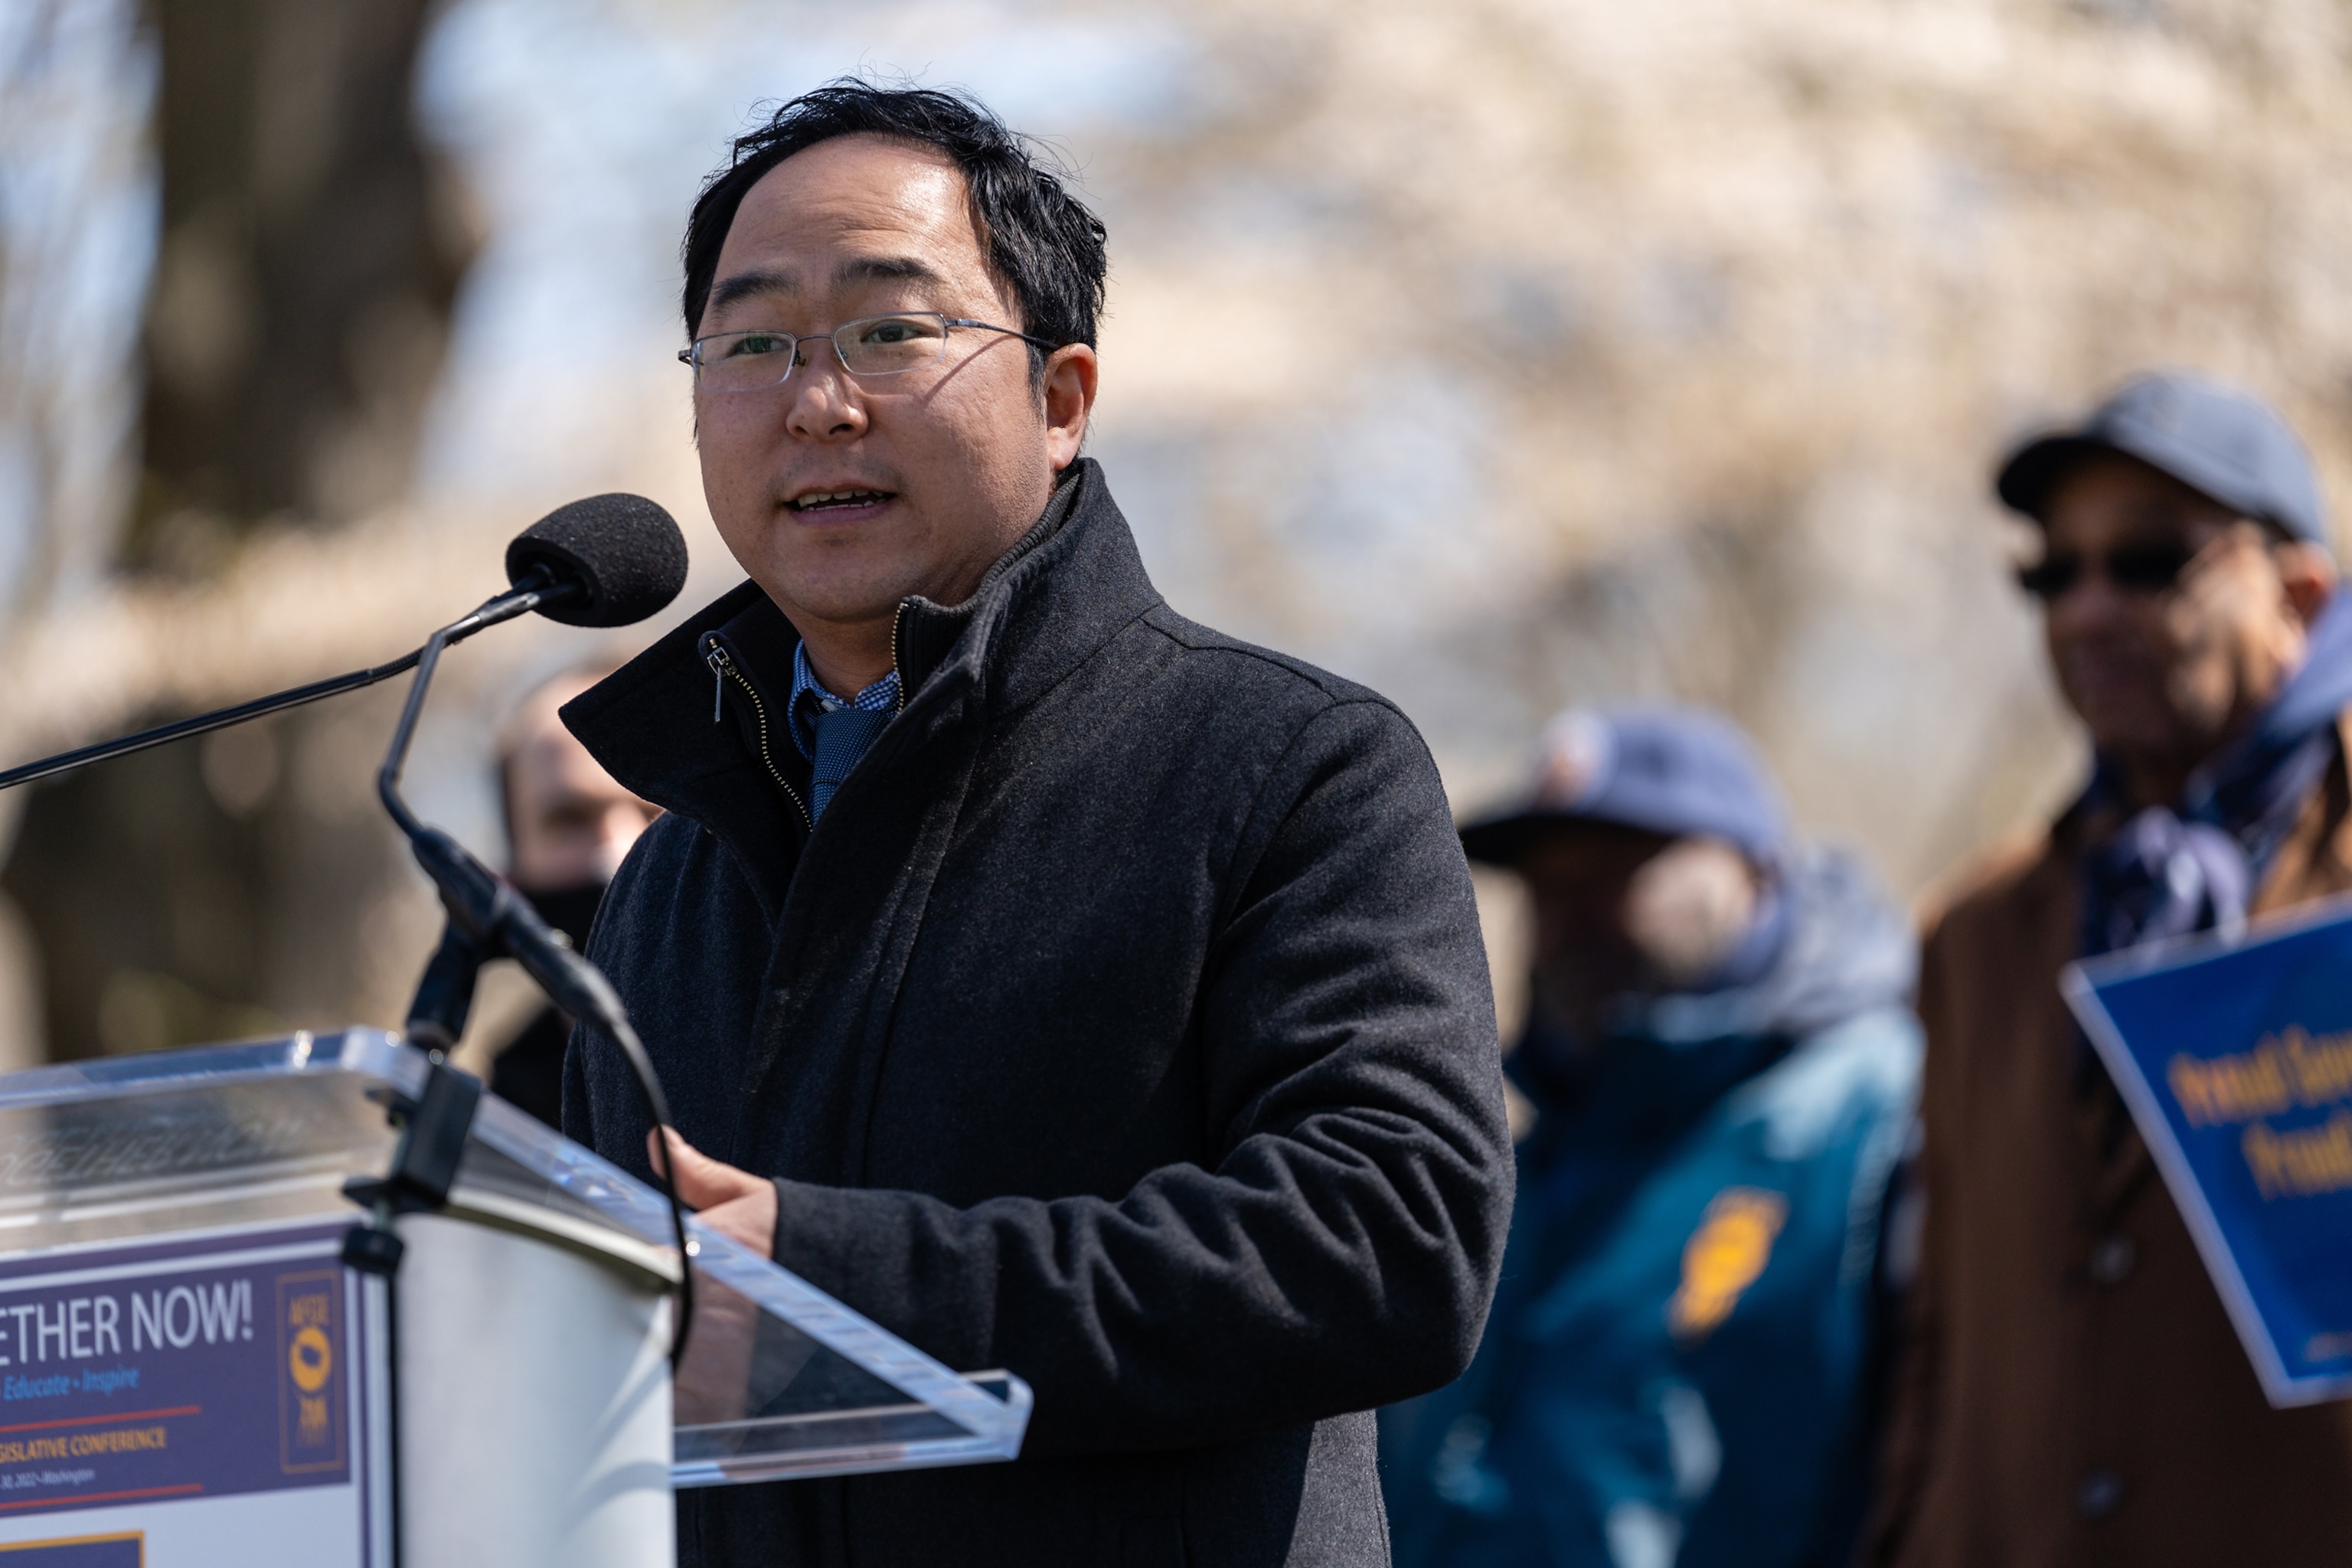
{"left": 560, "top": 461, "right": 1515, "bottom": 1568}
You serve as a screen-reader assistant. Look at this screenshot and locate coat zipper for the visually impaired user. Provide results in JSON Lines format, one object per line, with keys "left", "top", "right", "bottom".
{"left": 703, "top": 639, "right": 812, "bottom": 831}
{"left": 889, "top": 601, "right": 910, "bottom": 714}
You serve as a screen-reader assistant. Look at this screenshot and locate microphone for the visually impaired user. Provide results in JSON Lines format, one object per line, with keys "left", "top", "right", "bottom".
{"left": 507, "top": 492, "right": 691, "bottom": 629}
{"left": 0, "top": 489, "right": 703, "bottom": 1360}
{"left": 0, "top": 495, "right": 691, "bottom": 792}
{"left": 367, "top": 493, "right": 697, "bottom": 1362}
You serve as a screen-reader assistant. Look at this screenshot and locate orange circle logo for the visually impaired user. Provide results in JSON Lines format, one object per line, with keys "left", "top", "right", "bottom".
{"left": 289, "top": 1325, "right": 332, "bottom": 1393}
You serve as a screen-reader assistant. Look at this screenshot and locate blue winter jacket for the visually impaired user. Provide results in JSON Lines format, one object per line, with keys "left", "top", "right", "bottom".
{"left": 1383, "top": 845, "right": 1922, "bottom": 1568}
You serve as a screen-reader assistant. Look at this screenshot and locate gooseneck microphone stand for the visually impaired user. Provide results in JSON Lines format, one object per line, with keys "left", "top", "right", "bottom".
{"left": 346, "top": 566, "right": 697, "bottom": 1364}
{"left": 0, "top": 586, "right": 562, "bottom": 793}
{"left": 0, "top": 492, "right": 701, "bottom": 1385}
{"left": 0, "top": 491, "right": 689, "bottom": 798}
{"left": 0, "top": 655, "right": 426, "bottom": 792}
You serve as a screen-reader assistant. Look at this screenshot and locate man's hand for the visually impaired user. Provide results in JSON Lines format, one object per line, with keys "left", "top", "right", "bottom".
{"left": 648, "top": 1128, "right": 778, "bottom": 1259}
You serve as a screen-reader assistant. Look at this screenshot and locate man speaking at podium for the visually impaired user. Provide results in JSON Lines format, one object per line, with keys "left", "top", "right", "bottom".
{"left": 557, "top": 83, "right": 1514, "bottom": 1566}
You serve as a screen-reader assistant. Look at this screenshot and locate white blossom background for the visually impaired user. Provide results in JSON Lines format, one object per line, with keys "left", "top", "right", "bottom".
{"left": 5, "top": 0, "right": 2350, "bottom": 1059}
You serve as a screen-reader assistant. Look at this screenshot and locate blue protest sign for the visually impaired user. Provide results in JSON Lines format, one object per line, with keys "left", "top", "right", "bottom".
{"left": 2065, "top": 896, "right": 2352, "bottom": 1407}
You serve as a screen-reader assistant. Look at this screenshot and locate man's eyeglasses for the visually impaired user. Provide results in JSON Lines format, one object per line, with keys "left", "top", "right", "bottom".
{"left": 2014, "top": 541, "right": 2200, "bottom": 602}
{"left": 678, "top": 312, "right": 1057, "bottom": 393}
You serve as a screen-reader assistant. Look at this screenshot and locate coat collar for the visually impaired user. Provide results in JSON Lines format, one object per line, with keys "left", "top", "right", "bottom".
{"left": 561, "top": 459, "right": 1161, "bottom": 903}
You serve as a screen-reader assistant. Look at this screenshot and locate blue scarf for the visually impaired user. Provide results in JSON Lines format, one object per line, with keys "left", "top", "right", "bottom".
{"left": 2078, "top": 593, "right": 2352, "bottom": 962}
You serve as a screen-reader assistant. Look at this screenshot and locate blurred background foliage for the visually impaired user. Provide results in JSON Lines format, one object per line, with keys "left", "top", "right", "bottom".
{"left": 1, "top": 0, "right": 2349, "bottom": 1067}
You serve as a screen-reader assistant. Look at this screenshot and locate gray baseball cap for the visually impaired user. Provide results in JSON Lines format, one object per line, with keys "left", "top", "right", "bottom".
{"left": 1996, "top": 371, "right": 2328, "bottom": 546}
{"left": 1458, "top": 704, "right": 1789, "bottom": 870}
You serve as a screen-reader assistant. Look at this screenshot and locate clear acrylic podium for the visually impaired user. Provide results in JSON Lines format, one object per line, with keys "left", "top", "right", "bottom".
{"left": 0, "top": 1028, "right": 1030, "bottom": 1566}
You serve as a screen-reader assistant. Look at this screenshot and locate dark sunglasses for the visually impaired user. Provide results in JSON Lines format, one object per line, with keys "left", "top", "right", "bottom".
{"left": 2014, "top": 541, "right": 2199, "bottom": 601}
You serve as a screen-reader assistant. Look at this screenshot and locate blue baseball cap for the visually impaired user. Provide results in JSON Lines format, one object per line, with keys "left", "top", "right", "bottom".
{"left": 1459, "top": 704, "right": 1789, "bottom": 868}
{"left": 1996, "top": 371, "right": 2328, "bottom": 545}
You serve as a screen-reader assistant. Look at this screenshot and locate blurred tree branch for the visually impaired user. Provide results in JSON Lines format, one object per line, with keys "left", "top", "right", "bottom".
{"left": 0, "top": 0, "right": 152, "bottom": 633}
{"left": 1, "top": 0, "right": 484, "bottom": 1063}
{"left": 134, "top": 0, "right": 475, "bottom": 566}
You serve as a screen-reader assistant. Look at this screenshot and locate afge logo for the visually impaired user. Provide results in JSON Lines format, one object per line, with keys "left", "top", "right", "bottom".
{"left": 276, "top": 1271, "right": 345, "bottom": 1474}
{"left": 1668, "top": 1187, "right": 1787, "bottom": 1341}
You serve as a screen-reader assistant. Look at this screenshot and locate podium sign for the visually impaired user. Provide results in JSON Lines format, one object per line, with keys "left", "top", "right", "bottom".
{"left": 0, "top": 1031, "right": 1029, "bottom": 1563}
{"left": 0, "top": 1220, "right": 377, "bottom": 1560}
{"left": 2066, "top": 898, "right": 2352, "bottom": 1407}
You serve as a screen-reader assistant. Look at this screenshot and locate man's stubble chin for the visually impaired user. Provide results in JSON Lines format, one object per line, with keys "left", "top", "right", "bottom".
{"left": 764, "top": 554, "right": 920, "bottom": 630}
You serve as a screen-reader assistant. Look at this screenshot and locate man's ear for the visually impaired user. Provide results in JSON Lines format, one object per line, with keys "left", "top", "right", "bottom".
{"left": 1041, "top": 343, "right": 1099, "bottom": 472}
{"left": 2278, "top": 541, "right": 2337, "bottom": 628}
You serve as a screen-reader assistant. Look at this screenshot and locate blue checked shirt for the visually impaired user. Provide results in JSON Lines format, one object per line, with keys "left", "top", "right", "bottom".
{"left": 788, "top": 639, "right": 900, "bottom": 761}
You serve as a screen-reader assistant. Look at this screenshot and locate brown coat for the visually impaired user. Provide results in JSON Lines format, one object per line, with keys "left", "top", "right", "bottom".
{"left": 1871, "top": 727, "right": 2352, "bottom": 1568}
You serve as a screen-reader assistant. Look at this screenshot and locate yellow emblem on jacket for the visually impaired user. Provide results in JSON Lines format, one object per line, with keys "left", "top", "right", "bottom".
{"left": 1668, "top": 1187, "right": 1788, "bottom": 1340}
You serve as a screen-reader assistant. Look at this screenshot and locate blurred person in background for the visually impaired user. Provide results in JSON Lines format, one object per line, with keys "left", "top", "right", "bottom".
{"left": 1385, "top": 705, "right": 1922, "bottom": 1568}
{"left": 487, "top": 665, "right": 656, "bottom": 1127}
{"left": 558, "top": 82, "right": 1512, "bottom": 1566}
{"left": 1870, "top": 373, "right": 2352, "bottom": 1565}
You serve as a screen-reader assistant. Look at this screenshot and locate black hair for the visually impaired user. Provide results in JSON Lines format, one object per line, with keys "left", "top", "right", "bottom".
{"left": 681, "top": 82, "right": 1109, "bottom": 376}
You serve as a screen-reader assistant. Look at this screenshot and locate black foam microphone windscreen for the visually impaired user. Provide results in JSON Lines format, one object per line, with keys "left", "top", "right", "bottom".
{"left": 505, "top": 493, "right": 690, "bottom": 628}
